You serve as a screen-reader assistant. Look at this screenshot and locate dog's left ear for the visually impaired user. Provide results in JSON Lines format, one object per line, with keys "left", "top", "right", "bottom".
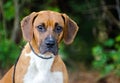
{"left": 62, "top": 14, "right": 79, "bottom": 45}
{"left": 21, "top": 12, "right": 38, "bottom": 41}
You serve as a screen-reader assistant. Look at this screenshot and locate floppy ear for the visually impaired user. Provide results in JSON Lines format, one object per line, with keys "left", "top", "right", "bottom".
{"left": 62, "top": 14, "right": 79, "bottom": 45}
{"left": 21, "top": 12, "right": 38, "bottom": 41}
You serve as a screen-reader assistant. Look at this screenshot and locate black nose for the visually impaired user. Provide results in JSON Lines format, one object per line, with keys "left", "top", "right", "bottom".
{"left": 45, "top": 36, "right": 55, "bottom": 48}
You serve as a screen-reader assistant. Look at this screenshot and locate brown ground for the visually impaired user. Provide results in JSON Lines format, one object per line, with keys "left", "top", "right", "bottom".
{"left": 69, "top": 70, "right": 120, "bottom": 83}
{"left": 0, "top": 68, "right": 120, "bottom": 83}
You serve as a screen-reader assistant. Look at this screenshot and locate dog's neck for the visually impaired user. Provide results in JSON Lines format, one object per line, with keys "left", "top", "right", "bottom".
{"left": 23, "top": 50, "right": 63, "bottom": 83}
{"left": 25, "top": 51, "right": 55, "bottom": 71}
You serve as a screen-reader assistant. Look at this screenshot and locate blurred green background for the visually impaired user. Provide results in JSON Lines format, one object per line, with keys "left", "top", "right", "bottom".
{"left": 0, "top": 0, "right": 120, "bottom": 82}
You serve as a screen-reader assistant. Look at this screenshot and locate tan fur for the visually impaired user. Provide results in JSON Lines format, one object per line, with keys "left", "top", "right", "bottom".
{"left": 51, "top": 55, "right": 68, "bottom": 83}
{"left": 0, "top": 10, "right": 79, "bottom": 83}
{"left": 14, "top": 44, "right": 31, "bottom": 83}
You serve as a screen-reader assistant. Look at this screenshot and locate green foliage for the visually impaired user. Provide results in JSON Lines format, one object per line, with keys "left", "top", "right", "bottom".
{"left": 47, "top": 7, "right": 60, "bottom": 12}
{"left": 0, "top": 39, "right": 20, "bottom": 69}
{"left": 0, "top": 22, "right": 4, "bottom": 36}
{"left": 103, "top": 39, "right": 114, "bottom": 47}
{"left": 4, "top": 1, "right": 15, "bottom": 20}
{"left": 0, "top": 0, "right": 120, "bottom": 78}
{"left": 59, "top": 42, "right": 68, "bottom": 60}
{"left": 92, "top": 37, "right": 120, "bottom": 76}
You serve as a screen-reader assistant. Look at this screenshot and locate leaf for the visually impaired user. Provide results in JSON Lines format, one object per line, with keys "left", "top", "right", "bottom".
{"left": 104, "top": 39, "right": 114, "bottom": 47}
{"left": 101, "top": 64, "right": 114, "bottom": 76}
{"left": 92, "top": 45, "right": 103, "bottom": 56}
{"left": 115, "top": 35, "right": 120, "bottom": 42}
{"left": 4, "top": 1, "right": 15, "bottom": 20}
{"left": 47, "top": 7, "right": 60, "bottom": 12}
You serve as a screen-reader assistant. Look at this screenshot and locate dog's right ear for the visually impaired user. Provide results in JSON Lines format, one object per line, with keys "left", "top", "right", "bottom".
{"left": 21, "top": 12, "right": 38, "bottom": 41}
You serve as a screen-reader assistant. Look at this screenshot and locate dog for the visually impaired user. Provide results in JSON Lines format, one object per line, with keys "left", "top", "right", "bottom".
{"left": 0, "top": 10, "right": 79, "bottom": 83}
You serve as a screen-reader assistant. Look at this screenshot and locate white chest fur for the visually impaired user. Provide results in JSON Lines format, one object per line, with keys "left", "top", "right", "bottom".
{"left": 24, "top": 51, "right": 63, "bottom": 83}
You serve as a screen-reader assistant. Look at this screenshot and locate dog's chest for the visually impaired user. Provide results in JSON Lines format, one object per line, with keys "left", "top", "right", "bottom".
{"left": 23, "top": 51, "right": 63, "bottom": 83}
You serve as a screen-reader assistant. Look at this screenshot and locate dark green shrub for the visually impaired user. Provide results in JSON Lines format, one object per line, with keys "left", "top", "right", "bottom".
{"left": 92, "top": 35, "right": 120, "bottom": 76}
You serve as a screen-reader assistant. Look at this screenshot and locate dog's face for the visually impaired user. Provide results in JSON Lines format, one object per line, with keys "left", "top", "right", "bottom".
{"left": 33, "top": 11, "right": 64, "bottom": 55}
{"left": 21, "top": 11, "right": 78, "bottom": 55}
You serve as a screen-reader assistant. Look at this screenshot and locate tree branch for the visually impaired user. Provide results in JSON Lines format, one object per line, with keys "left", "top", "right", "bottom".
{"left": 86, "top": 0, "right": 96, "bottom": 19}
{"left": 0, "top": 0, "right": 7, "bottom": 39}
{"left": 101, "top": 0, "right": 120, "bottom": 29}
{"left": 11, "top": 0, "right": 20, "bottom": 42}
{"left": 116, "top": 0, "right": 120, "bottom": 20}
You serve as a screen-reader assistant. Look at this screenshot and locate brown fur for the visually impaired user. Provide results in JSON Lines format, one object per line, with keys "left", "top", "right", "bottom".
{"left": 0, "top": 10, "right": 79, "bottom": 83}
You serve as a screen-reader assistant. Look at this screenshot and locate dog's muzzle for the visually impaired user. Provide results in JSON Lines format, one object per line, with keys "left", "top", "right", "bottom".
{"left": 40, "top": 35, "right": 58, "bottom": 55}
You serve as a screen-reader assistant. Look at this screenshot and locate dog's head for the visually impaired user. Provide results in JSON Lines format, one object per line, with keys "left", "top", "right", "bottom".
{"left": 21, "top": 10, "right": 79, "bottom": 56}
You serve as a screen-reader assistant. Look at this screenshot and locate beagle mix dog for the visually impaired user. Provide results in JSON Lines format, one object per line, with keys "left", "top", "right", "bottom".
{"left": 0, "top": 10, "right": 79, "bottom": 83}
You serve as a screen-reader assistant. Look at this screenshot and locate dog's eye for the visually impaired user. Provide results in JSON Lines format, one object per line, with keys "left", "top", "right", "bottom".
{"left": 54, "top": 26, "right": 63, "bottom": 33}
{"left": 37, "top": 25, "right": 46, "bottom": 32}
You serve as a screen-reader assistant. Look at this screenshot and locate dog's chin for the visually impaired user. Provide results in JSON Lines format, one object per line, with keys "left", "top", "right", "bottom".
{"left": 40, "top": 49, "right": 58, "bottom": 56}
{"left": 40, "top": 45, "right": 58, "bottom": 56}
{"left": 42, "top": 52, "right": 55, "bottom": 57}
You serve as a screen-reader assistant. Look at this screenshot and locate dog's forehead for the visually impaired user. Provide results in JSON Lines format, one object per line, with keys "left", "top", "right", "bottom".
{"left": 34, "top": 11, "right": 64, "bottom": 26}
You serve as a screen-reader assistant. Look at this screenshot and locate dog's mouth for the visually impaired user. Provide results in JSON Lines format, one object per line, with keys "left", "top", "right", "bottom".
{"left": 42, "top": 47, "right": 58, "bottom": 55}
{"left": 39, "top": 36, "right": 58, "bottom": 55}
{"left": 39, "top": 44, "right": 58, "bottom": 55}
